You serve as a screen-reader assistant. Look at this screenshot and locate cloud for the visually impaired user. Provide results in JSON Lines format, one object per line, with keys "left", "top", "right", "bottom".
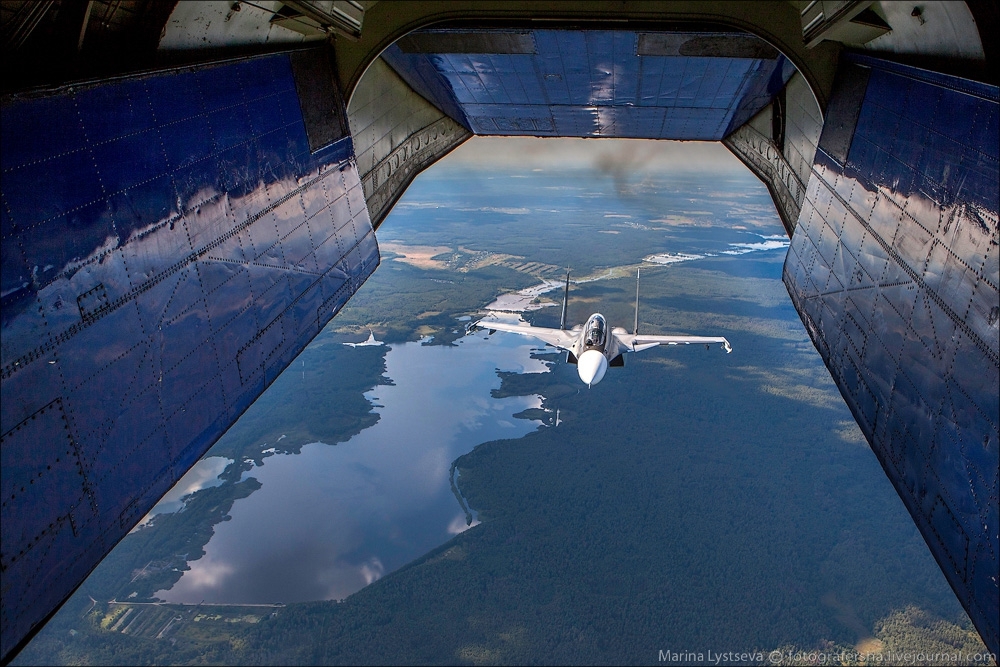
{"left": 718, "top": 238, "right": 790, "bottom": 255}
{"left": 448, "top": 513, "right": 481, "bottom": 535}
{"left": 360, "top": 557, "right": 385, "bottom": 585}
{"left": 644, "top": 252, "right": 707, "bottom": 265}
{"left": 736, "top": 366, "right": 844, "bottom": 410}
{"left": 456, "top": 206, "right": 531, "bottom": 215}
{"left": 439, "top": 137, "right": 747, "bottom": 176}
{"left": 396, "top": 201, "right": 447, "bottom": 209}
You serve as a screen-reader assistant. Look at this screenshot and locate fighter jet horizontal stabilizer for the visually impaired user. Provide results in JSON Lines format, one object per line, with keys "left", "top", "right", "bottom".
{"left": 471, "top": 270, "right": 731, "bottom": 386}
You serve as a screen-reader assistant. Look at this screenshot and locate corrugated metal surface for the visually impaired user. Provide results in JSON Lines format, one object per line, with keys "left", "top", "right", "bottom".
{"left": 783, "top": 53, "right": 998, "bottom": 654}
{"left": 0, "top": 51, "right": 379, "bottom": 660}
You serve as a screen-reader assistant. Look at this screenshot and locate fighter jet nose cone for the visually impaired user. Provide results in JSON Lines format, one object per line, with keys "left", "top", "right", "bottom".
{"left": 578, "top": 350, "right": 608, "bottom": 386}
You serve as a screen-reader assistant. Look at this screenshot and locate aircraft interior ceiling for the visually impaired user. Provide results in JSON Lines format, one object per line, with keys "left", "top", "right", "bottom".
{"left": 0, "top": 1, "right": 996, "bottom": 661}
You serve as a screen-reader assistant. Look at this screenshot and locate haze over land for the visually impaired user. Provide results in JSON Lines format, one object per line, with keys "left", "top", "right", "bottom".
{"left": 16, "top": 139, "right": 990, "bottom": 666}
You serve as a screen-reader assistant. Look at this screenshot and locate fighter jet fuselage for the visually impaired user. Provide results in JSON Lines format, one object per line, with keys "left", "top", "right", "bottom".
{"left": 566, "top": 313, "right": 624, "bottom": 386}
{"left": 472, "top": 271, "right": 732, "bottom": 387}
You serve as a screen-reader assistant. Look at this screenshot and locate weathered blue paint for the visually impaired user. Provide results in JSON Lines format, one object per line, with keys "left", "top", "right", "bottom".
{"left": 382, "top": 29, "right": 794, "bottom": 139}
{"left": 784, "top": 53, "right": 998, "bottom": 654}
{"left": 0, "top": 52, "right": 379, "bottom": 659}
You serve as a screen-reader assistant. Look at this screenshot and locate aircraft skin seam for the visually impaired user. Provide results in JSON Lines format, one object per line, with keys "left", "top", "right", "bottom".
{"left": 809, "top": 155, "right": 999, "bottom": 368}
{"left": 0, "top": 162, "right": 353, "bottom": 382}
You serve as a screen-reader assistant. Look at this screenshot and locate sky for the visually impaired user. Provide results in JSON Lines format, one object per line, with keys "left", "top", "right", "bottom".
{"left": 438, "top": 136, "right": 750, "bottom": 174}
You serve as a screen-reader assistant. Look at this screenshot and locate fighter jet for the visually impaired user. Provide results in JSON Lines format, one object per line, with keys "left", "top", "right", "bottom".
{"left": 343, "top": 328, "right": 384, "bottom": 347}
{"left": 470, "top": 270, "right": 731, "bottom": 387}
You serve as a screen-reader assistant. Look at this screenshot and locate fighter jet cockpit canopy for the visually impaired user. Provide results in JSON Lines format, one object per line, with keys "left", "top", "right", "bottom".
{"left": 585, "top": 316, "right": 607, "bottom": 348}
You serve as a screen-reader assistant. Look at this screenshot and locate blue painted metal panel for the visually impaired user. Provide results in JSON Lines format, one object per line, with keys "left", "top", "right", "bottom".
{"left": 784, "top": 54, "right": 998, "bottom": 654}
{"left": 382, "top": 29, "right": 792, "bottom": 140}
{"left": 0, "top": 52, "right": 379, "bottom": 660}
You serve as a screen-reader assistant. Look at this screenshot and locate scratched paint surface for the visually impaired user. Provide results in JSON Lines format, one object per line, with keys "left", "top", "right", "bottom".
{"left": 0, "top": 53, "right": 379, "bottom": 658}
{"left": 783, "top": 54, "right": 998, "bottom": 653}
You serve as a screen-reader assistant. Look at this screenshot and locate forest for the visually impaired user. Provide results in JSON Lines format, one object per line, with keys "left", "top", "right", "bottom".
{"left": 16, "top": 262, "right": 990, "bottom": 666}
{"left": 13, "top": 163, "right": 993, "bottom": 666}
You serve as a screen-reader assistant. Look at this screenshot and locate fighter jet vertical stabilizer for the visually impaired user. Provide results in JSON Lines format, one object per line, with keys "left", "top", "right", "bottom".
{"left": 471, "top": 270, "right": 731, "bottom": 386}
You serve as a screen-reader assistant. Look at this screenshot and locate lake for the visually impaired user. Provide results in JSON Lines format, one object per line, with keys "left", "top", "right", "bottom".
{"left": 154, "top": 332, "right": 550, "bottom": 604}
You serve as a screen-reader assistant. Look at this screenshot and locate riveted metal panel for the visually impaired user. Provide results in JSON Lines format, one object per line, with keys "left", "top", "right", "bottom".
{"left": 381, "top": 28, "right": 794, "bottom": 141}
{"left": 347, "top": 57, "right": 471, "bottom": 228}
{"left": 0, "top": 51, "right": 379, "bottom": 661}
{"left": 783, "top": 53, "right": 998, "bottom": 654}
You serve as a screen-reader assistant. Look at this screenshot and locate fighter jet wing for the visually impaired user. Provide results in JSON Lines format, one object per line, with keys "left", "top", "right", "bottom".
{"left": 617, "top": 333, "right": 732, "bottom": 353}
{"left": 472, "top": 319, "right": 580, "bottom": 351}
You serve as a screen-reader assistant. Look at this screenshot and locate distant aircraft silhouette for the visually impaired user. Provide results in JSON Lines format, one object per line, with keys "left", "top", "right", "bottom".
{"left": 470, "top": 270, "right": 731, "bottom": 386}
{"left": 343, "top": 329, "right": 384, "bottom": 347}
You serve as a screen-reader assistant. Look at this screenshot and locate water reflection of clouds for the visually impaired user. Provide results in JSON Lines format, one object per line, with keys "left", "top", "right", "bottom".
{"left": 157, "top": 335, "right": 547, "bottom": 604}
{"left": 177, "top": 556, "right": 235, "bottom": 592}
{"left": 131, "top": 456, "right": 231, "bottom": 531}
